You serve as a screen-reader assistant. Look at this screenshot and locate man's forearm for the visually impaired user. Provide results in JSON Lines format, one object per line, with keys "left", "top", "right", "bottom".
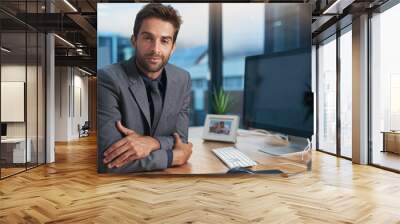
{"left": 142, "top": 136, "right": 174, "bottom": 167}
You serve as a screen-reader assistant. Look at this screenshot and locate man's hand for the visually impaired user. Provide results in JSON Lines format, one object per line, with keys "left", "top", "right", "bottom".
{"left": 103, "top": 121, "right": 160, "bottom": 168}
{"left": 172, "top": 133, "right": 193, "bottom": 166}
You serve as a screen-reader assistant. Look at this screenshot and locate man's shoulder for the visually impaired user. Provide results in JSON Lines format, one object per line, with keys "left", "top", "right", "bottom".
{"left": 97, "top": 61, "right": 129, "bottom": 84}
{"left": 165, "top": 63, "right": 190, "bottom": 78}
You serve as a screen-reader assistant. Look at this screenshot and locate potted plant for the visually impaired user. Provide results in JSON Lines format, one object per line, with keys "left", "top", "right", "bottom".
{"left": 212, "top": 87, "right": 233, "bottom": 115}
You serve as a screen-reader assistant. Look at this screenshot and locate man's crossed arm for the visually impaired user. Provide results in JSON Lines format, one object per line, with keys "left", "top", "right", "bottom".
{"left": 103, "top": 121, "right": 192, "bottom": 169}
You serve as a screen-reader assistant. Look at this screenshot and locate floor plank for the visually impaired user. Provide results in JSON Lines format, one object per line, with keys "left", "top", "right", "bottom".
{"left": 1, "top": 135, "right": 400, "bottom": 223}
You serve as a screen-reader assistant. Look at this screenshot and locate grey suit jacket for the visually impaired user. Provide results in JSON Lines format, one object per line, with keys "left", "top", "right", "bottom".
{"left": 97, "top": 57, "right": 191, "bottom": 173}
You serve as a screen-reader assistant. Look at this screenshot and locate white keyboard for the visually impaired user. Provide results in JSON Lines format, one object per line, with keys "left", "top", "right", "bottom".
{"left": 212, "top": 147, "right": 258, "bottom": 169}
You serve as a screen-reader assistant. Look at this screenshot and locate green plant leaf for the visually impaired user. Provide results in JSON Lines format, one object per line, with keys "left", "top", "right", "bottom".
{"left": 211, "top": 87, "right": 233, "bottom": 115}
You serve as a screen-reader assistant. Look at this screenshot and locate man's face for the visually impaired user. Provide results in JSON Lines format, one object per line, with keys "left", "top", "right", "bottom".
{"left": 132, "top": 17, "right": 176, "bottom": 73}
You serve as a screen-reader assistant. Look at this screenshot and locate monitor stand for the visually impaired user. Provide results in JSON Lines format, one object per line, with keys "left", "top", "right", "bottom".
{"left": 244, "top": 128, "right": 311, "bottom": 155}
{"left": 260, "top": 135, "right": 310, "bottom": 156}
{"left": 260, "top": 135, "right": 312, "bottom": 171}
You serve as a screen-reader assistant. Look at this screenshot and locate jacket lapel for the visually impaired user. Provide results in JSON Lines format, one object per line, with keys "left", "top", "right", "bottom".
{"left": 121, "top": 57, "right": 151, "bottom": 128}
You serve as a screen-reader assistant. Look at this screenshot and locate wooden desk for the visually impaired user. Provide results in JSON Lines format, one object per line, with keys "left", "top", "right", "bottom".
{"left": 147, "top": 127, "right": 311, "bottom": 175}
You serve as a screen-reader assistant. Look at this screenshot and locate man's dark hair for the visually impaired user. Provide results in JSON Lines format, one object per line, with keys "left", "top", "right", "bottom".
{"left": 133, "top": 3, "right": 182, "bottom": 43}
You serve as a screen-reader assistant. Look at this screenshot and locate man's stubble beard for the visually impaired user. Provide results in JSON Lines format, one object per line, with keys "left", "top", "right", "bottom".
{"left": 136, "top": 52, "right": 171, "bottom": 73}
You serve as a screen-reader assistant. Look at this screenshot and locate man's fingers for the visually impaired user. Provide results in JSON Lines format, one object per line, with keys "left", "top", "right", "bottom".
{"left": 108, "top": 150, "right": 136, "bottom": 168}
{"left": 116, "top": 121, "right": 136, "bottom": 136}
{"left": 103, "top": 142, "right": 131, "bottom": 164}
{"left": 104, "top": 137, "right": 128, "bottom": 156}
{"left": 113, "top": 154, "right": 140, "bottom": 168}
{"left": 174, "top": 133, "right": 182, "bottom": 145}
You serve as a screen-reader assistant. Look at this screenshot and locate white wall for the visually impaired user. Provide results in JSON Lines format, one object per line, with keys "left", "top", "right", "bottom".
{"left": 55, "top": 66, "right": 69, "bottom": 141}
{"left": 54, "top": 67, "right": 89, "bottom": 141}
{"left": 72, "top": 72, "right": 89, "bottom": 138}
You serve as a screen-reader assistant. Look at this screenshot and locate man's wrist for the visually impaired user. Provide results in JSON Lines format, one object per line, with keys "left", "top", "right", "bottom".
{"left": 142, "top": 136, "right": 161, "bottom": 152}
{"left": 171, "top": 150, "right": 182, "bottom": 166}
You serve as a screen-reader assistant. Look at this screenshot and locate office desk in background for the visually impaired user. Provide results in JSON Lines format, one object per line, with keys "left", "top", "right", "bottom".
{"left": 382, "top": 131, "right": 400, "bottom": 154}
{"left": 1, "top": 138, "right": 32, "bottom": 164}
{"left": 147, "top": 127, "right": 311, "bottom": 175}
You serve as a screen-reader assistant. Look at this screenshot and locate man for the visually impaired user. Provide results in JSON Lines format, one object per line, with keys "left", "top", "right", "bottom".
{"left": 97, "top": 3, "right": 193, "bottom": 173}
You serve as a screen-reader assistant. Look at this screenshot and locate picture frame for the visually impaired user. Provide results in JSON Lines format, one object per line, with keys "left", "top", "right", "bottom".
{"left": 202, "top": 114, "right": 240, "bottom": 143}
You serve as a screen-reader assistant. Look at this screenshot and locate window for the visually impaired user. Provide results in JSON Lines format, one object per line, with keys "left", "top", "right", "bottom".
{"left": 222, "top": 3, "right": 264, "bottom": 118}
{"left": 317, "top": 36, "right": 337, "bottom": 154}
{"left": 371, "top": 3, "right": 400, "bottom": 171}
{"left": 339, "top": 28, "right": 352, "bottom": 158}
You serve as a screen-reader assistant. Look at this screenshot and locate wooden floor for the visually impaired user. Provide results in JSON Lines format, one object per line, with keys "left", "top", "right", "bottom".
{"left": 1, "top": 135, "right": 400, "bottom": 223}
{"left": 1, "top": 167, "right": 26, "bottom": 178}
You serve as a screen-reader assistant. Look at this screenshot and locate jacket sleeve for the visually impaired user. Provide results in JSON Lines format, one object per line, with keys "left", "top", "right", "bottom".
{"left": 175, "top": 73, "right": 191, "bottom": 144}
{"left": 97, "top": 67, "right": 168, "bottom": 173}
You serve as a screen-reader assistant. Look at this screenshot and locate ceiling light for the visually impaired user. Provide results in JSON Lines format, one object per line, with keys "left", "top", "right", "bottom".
{"left": 322, "top": 0, "right": 355, "bottom": 15}
{"left": 78, "top": 67, "right": 92, "bottom": 76}
{"left": 54, "top": 34, "right": 75, "bottom": 48}
{"left": 63, "top": 0, "right": 78, "bottom": 12}
{"left": 1, "top": 47, "right": 11, "bottom": 53}
{"left": 323, "top": 0, "right": 341, "bottom": 14}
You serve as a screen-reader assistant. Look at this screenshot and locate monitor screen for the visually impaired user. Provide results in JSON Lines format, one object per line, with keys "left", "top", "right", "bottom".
{"left": 243, "top": 49, "right": 313, "bottom": 138}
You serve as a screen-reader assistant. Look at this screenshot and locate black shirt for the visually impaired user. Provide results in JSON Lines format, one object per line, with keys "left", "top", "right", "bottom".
{"left": 136, "top": 66, "right": 166, "bottom": 124}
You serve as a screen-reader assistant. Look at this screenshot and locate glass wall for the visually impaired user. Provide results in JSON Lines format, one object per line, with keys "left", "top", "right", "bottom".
{"left": 339, "top": 27, "right": 352, "bottom": 158}
{"left": 317, "top": 35, "right": 337, "bottom": 154}
{"left": 371, "top": 3, "right": 400, "bottom": 171}
{"left": 0, "top": 1, "right": 46, "bottom": 179}
{"left": 1, "top": 29, "right": 28, "bottom": 178}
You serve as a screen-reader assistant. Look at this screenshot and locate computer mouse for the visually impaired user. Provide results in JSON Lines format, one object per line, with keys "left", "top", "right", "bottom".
{"left": 253, "top": 169, "right": 283, "bottom": 174}
{"left": 226, "top": 167, "right": 254, "bottom": 174}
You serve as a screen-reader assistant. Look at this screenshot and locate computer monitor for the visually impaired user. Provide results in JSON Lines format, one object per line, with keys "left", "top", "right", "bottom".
{"left": 243, "top": 48, "right": 313, "bottom": 139}
{"left": 1, "top": 123, "right": 7, "bottom": 137}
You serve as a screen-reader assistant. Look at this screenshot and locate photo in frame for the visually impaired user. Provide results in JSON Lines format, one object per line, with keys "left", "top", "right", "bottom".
{"left": 202, "top": 114, "right": 240, "bottom": 143}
